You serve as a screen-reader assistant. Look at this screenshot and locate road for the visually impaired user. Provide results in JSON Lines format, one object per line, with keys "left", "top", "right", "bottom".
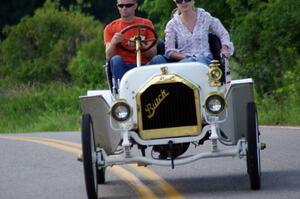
{"left": 0, "top": 126, "right": 300, "bottom": 199}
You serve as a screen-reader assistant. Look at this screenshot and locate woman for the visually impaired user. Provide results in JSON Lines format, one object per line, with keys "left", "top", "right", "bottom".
{"left": 164, "top": 0, "right": 234, "bottom": 65}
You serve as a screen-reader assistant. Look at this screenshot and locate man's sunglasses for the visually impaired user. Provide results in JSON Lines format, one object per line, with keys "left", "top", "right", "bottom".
{"left": 117, "top": 3, "right": 135, "bottom": 8}
{"left": 175, "top": 0, "right": 192, "bottom": 4}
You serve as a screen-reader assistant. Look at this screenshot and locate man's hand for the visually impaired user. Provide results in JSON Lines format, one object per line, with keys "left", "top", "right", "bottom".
{"left": 106, "top": 32, "right": 124, "bottom": 59}
{"left": 111, "top": 32, "right": 123, "bottom": 45}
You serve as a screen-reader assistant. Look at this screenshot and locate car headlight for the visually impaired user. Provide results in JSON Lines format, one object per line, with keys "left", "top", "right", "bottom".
{"left": 208, "top": 60, "right": 223, "bottom": 86}
{"left": 110, "top": 100, "right": 131, "bottom": 122}
{"left": 204, "top": 93, "right": 226, "bottom": 115}
{"left": 208, "top": 67, "right": 222, "bottom": 81}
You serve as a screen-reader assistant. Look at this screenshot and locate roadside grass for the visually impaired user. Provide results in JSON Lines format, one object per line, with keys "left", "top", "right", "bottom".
{"left": 0, "top": 83, "right": 299, "bottom": 133}
{"left": 0, "top": 83, "right": 85, "bottom": 133}
{"left": 257, "top": 93, "right": 300, "bottom": 126}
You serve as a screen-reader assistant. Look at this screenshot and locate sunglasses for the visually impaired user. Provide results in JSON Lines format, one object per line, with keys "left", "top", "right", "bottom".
{"left": 175, "top": 0, "right": 192, "bottom": 4}
{"left": 117, "top": 3, "right": 135, "bottom": 8}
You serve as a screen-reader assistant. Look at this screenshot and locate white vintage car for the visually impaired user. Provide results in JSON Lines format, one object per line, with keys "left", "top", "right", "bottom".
{"left": 80, "top": 24, "right": 264, "bottom": 199}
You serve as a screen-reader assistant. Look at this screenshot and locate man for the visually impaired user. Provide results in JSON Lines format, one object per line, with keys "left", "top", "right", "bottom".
{"left": 104, "top": 0, "right": 166, "bottom": 88}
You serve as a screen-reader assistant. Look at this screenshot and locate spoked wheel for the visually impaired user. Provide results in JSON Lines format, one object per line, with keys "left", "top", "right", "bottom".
{"left": 82, "top": 114, "right": 100, "bottom": 199}
{"left": 246, "top": 102, "right": 261, "bottom": 190}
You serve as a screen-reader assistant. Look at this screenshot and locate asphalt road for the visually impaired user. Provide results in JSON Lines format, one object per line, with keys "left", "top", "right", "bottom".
{"left": 0, "top": 126, "right": 300, "bottom": 199}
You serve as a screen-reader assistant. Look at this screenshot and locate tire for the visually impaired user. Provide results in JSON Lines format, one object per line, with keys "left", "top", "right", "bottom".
{"left": 82, "top": 114, "right": 98, "bottom": 199}
{"left": 246, "top": 102, "right": 261, "bottom": 190}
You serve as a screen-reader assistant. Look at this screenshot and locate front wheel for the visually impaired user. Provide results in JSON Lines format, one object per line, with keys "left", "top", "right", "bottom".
{"left": 82, "top": 114, "right": 99, "bottom": 199}
{"left": 246, "top": 102, "right": 261, "bottom": 190}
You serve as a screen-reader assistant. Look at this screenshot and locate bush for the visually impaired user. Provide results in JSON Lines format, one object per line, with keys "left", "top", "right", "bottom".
{"left": 67, "top": 30, "right": 107, "bottom": 89}
{"left": 0, "top": 0, "right": 106, "bottom": 88}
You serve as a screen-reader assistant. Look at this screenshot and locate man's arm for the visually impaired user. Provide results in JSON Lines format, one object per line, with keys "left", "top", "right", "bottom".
{"left": 142, "top": 43, "right": 157, "bottom": 59}
{"left": 105, "top": 32, "right": 123, "bottom": 60}
{"left": 140, "top": 19, "right": 158, "bottom": 59}
{"left": 105, "top": 42, "right": 116, "bottom": 60}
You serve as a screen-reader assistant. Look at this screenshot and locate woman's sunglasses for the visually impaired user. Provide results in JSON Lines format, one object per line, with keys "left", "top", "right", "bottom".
{"left": 175, "top": 0, "right": 192, "bottom": 4}
{"left": 117, "top": 3, "right": 135, "bottom": 8}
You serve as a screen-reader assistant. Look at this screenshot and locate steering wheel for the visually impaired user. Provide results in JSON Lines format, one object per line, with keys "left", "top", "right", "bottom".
{"left": 119, "top": 24, "right": 158, "bottom": 53}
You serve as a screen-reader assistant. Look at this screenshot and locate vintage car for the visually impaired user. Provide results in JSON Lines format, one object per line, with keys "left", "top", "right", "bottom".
{"left": 80, "top": 24, "right": 264, "bottom": 199}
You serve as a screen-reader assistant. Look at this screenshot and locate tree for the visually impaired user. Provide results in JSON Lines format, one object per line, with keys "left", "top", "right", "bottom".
{"left": 0, "top": 0, "right": 45, "bottom": 39}
{"left": 229, "top": 0, "right": 300, "bottom": 95}
{"left": 0, "top": 0, "right": 147, "bottom": 40}
{"left": 0, "top": 0, "right": 106, "bottom": 88}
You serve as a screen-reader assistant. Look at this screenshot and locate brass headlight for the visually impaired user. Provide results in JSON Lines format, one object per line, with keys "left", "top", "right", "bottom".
{"left": 208, "top": 67, "right": 222, "bottom": 81}
{"left": 110, "top": 100, "right": 131, "bottom": 122}
{"left": 204, "top": 93, "right": 226, "bottom": 115}
{"left": 208, "top": 60, "right": 223, "bottom": 86}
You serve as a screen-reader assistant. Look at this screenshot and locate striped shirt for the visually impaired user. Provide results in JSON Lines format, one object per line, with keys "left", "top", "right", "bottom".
{"left": 164, "top": 8, "right": 234, "bottom": 59}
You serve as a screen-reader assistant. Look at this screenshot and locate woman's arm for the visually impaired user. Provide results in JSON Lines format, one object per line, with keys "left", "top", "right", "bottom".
{"left": 164, "top": 20, "right": 182, "bottom": 60}
{"left": 169, "top": 51, "right": 187, "bottom": 61}
{"left": 210, "top": 17, "right": 234, "bottom": 57}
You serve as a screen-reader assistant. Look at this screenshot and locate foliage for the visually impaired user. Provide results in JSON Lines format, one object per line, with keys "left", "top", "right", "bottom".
{"left": 257, "top": 89, "right": 300, "bottom": 125}
{"left": 0, "top": 0, "right": 146, "bottom": 40}
{"left": 0, "top": 0, "right": 45, "bottom": 39}
{"left": 140, "top": 0, "right": 175, "bottom": 37}
{"left": 0, "top": 0, "right": 106, "bottom": 88}
{"left": 229, "top": 0, "right": 300, "bottom": 96}
{"left": 0, "top": 82, "right": 84, "bottom": 133}
{"left": 67, "top": 30, "right": 107, "bottom": 89}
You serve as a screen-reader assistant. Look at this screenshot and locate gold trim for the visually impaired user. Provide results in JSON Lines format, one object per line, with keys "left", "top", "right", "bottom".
{"left": 136, "top": 74, "right": 202, "bottom": 139}
{"left": 145, "top": 89, "right": 170, "bottom": 119}
{"left": 139, "top": 126, "right": 200, "bottom": 140}
{"left": 203, "top": 92, "right": 227, "bottom": 115}
{"left": 209, "top": 60, "right": 221, "bottom": 67}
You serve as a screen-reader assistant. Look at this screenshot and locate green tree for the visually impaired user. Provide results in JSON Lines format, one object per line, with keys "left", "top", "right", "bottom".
{"left": 229, "top": 0, "right": 300, "bottom": 95}
{"left": 0, "top": 0, "right": 45, "bottom": 39}
{"left": 0, "top": 0, "right": 106, "bottom": 88}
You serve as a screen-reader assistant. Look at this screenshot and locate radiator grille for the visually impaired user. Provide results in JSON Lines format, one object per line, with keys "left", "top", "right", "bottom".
{"left": 140, "top": 82, "right": 198, "bottom": 130}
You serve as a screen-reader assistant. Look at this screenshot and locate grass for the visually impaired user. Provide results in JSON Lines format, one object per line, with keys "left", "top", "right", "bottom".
{"left": 257, "top": 92, "right": 300, "bottom": 126}
{"left": 0, "top": 82, "right": 299, "bottom": 133}
{"left": 0, "top": 82, "right": 85, "bottom": 133}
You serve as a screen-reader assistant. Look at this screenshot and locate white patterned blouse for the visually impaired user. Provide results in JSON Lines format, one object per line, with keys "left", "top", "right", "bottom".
{"left": 164, "top": 8, "right": 234, "bottom": 59}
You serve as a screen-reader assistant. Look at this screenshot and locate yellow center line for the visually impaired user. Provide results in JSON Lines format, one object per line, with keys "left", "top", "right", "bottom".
{"left": 111, "top": 166, "right": 158, "bottom": 199}
{"left": 19, "top": 136, "right": 82, "bottom": 149}
{"left": 0, "top": 135, "right": 185, "bottom": 199}
{"left": 0, "top": 136, "right": 157, "bottom": 199}
{"left": 0, "top": 136, "right": 81, "bottom": 154}
{"left": 128, "top": 164, "right": 184, "bottom": 199}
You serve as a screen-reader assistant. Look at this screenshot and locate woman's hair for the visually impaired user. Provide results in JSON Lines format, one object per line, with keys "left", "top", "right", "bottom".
{"left": 171, "top": 8, "right": 181, "bottom": 17}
